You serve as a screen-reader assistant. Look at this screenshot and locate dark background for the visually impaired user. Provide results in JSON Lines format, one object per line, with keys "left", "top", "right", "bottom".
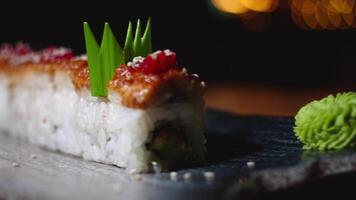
{"left": 0, "top": 0, "right": 355, "bottom": 87}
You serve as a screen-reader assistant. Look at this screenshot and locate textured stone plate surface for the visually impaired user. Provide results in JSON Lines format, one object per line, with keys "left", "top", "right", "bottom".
{"left": 0, "top": 110, "right": 355, "bottom": 200}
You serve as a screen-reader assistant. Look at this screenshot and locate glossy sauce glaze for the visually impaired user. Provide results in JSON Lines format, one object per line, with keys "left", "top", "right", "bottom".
{"left": 0, "top": 44, "right": 205, "bottom": 109}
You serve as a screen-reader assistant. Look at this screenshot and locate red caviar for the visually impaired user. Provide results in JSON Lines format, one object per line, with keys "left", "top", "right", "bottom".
{"left": 40, "top": 46, "right": 74, "bottom": 62}
{"left": 136, "top": 50, "right": 177, "bottom": 74}
{"left": 15, "top": 43, "right": 32, "bottom": 55}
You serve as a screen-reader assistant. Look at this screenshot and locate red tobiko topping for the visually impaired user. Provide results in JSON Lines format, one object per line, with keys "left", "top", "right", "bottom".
{"left": 15, "top": 43, "right": 32, "bottom": 55}
{"left": 129, "top": 50, "right": 178, "bottom": 74}
{"left": 0, "top": 43, "right": 32, "bottom": 55}
{"left": 0, "top": 44, "right": 14, "bottom": 54}
{"left": 40, "top": 46, "right": 74, "bottom": 62}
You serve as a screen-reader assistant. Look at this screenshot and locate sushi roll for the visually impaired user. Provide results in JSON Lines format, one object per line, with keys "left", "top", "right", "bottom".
{"left": 0, "top": 21, "right": 206, "bottom": 173}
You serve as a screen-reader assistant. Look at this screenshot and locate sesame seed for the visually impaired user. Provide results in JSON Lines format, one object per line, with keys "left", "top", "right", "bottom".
{"left": 183, "top": 172, "right": 192, "bottom": 180}
{"left": 164, "top": 49, "right": 173, "bottom": 56}
{"left": 132, "top": 56, "right": 144, "bottom": 63}
{"left": 170, "top": 172, "right": 178, "bottom": 181}
{"left": 12, "top": 162, "right": 20, "bottom": 167}
{"left": 151, "top": 161, "right": 162, "bottom": 173}
{"left": 204, "top": 171, "right": 215, "bottom": 181}
{"left": 247, "top": 161, "right": 255, "bottom": 169}
{"left": 128, "top": 168, "right": 139, "bottom": 175}
{"left": 150, "top": 51, "right": 161, "bottom": 60}
{"left": 201, "top": 81, "right": 206, "bottom": 87}
{"left": 191, "top": 74, "right": 199, "bottom": 78}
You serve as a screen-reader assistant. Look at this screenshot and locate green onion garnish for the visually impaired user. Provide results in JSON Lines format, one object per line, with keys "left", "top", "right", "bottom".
{"left": 141, "top": 18, "right": 152, "bottom": 55}
{"left": 83, "top": 18, "right": 152, "bottom": 97}
{"left": 124, "top": 21, "right": 134, "bottom": 62}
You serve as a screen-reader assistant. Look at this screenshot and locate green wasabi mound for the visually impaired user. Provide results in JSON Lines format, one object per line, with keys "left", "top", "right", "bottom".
{"left": 294, "top": 92, "right": 356, "bottom": 150}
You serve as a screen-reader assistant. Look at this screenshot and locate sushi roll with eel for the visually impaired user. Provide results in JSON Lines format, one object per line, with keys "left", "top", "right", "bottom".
{"left": 0, "top": 21, "right": 206, "bottom": 173}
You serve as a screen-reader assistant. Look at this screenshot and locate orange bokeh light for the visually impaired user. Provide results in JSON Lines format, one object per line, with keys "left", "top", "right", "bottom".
{"left": 211, "top": 0, "right": 356, "bottom": 31}
{"left": 212, "top": 0, "right": 249, "bottom": 14}
{"left": 211, "top": 0, "right": 279, "bottom": 31}
{"left": 290, "top": 0, "right": 356, "bottom": 30}
{"left": 239, "top": 0, "right": 278, "bottom": 12}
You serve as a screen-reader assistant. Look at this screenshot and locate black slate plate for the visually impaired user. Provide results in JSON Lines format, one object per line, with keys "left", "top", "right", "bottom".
{"left": 1, "top": 109, "right": 356, "bottom": 200}
{"left": 204, "top": 110, "right": 356, "bottom": 199}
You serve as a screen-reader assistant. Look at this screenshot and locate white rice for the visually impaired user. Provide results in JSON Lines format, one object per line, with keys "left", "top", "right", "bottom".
{"left": 0, "top": 71, "right": 205, "bottom": 172}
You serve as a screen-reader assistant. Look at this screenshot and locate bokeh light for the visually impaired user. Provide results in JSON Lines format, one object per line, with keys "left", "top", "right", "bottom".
{"left": 211, "top": 0, "right": 279, "bottom": 31}
{"left": 291, "top": 0, "right": 356, "bottom": 30}
{"left": 239, "top": 0, "right": 278, "bottom": 12}
{"left": 211, "top": 0, "right": 356, "bottom": 30}
{"left": 212, "top": 0, "right": 249, "bottom": 14}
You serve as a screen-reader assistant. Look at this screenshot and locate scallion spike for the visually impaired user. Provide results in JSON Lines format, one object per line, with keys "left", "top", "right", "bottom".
{"left": 83, "top": 19, "right": 153, "bottom": 97}
{"left": 98, "top": 22, "right": 124, "bottom": 97}
{"left": 142, "top": 17, "right": 152, "bottom": 55}
{"left": 124, "top": 21, "right": 134, "bottom": 62}
{"left": 133, "top": 19, "right": 144, "bottom": 57}
{"left": 83, "top": 22, "right": 104, "bottom": 96}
